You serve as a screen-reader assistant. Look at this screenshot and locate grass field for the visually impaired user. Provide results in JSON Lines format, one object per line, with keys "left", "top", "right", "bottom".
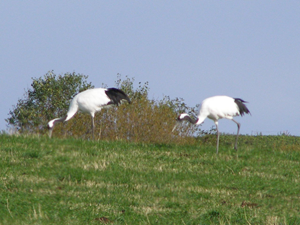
{"left": 0, "top": 134, "right": 300, "bottom": 224}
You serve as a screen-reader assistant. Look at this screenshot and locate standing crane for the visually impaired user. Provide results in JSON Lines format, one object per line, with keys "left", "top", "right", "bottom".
{"left": 48, "top": 87, "right": 131, "bottom": 139}
{"left": 173, "top": 96, "right": 251, "bottom": 153}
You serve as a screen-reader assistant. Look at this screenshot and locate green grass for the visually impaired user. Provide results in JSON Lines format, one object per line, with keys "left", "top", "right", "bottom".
{"left": 0, "top": 134, "right": 300, "bottom": 224}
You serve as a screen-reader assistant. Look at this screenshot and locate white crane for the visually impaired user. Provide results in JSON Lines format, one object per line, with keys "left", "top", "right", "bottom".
{"left": 173, "top": 96, "right": 251, "bottom": 154}
{"left": 48, "top": 87, "right": 131, "bottom": 139}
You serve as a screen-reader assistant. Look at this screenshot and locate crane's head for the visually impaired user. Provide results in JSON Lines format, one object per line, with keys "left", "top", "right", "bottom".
{"left": 48, "top": 121, "right": 54, "bottom": 129}
{"left": 47, "top": 120, "right": 55, "bottom": 138}
{"left": 172, "top": 113, "right": 189, "bottom": 132}
{"left": 177, "top": 113, "right": 190, "bottom": 121}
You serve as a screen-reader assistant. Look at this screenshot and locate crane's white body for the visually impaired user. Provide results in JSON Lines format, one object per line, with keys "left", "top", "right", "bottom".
{"left": 48, "top": 88, "right": 111, "bottom": 128}
{"left": 176, "top": 95, "right": 250, "bottom": 153}
{"left": 48, "top": 87, "right": 130, "bottom": 138}
{"left": 196, "top": 96, "right": 241, "bottom": 125}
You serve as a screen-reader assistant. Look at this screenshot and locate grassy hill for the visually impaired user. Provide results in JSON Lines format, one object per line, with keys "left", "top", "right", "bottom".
{"left": 0, "top": 134, "right": 299, "bottom": 224}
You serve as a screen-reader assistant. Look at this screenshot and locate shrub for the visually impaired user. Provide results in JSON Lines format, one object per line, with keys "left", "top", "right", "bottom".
{"left": 6, "top": 71, "right": 93, "bottom": 134}
{"left": 7, "top": 72, "right": 204, "bottom": 144}
{"left": 85, "top": 75, "right": 205, "bottom": 144}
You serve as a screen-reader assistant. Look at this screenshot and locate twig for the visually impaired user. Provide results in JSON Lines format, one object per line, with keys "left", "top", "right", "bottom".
{"left": 6, "top": 199, "right": 14, "bottom": 218}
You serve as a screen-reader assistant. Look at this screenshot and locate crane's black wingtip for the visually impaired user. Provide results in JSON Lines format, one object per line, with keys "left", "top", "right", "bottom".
{"left": 106, "top": 88, "right": 131, "bottom": 105}
{"left": 234, "top": 98, "right": 251, "bottom": 116}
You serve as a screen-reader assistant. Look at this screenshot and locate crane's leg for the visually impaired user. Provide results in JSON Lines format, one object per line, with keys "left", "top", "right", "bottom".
{"left": 232, "top": 119, "right": 240, "bottom": 150}
{"left": 215, "top": 121, "right": 219, "bottom": 154}
{"left": 91, "top": 115, "right": 95, "bottom": 140}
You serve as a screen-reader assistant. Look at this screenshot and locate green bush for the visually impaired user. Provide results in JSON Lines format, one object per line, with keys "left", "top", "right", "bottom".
{"left": 6, "top": 71, "right": 93, "bottom": 134}
{"left": 7, "top": 72, "right": 203, "bottom": 144}
{"left": 93, "top": 75, "right": 203, "bottom": 144}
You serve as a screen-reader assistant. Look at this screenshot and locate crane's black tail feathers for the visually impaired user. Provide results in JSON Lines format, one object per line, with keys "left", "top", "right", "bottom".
{"left": 105, "top": 88, "right": 131, "bottom": 106}
{"left": 234, "top": 98, "right": 251, "bottom": 116}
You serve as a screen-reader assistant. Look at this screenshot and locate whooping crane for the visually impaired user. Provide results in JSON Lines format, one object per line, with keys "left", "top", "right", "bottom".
{"left": 48, "top": 88, "right": 131, "bottom": 139}
{"left": 173, "top": 96, "right": 250, "bottom": 153}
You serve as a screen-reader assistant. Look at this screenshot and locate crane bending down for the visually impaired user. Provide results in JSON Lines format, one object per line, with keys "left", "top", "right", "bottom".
{"left": 48, "top": 88, "right": 131, "bottom": 139}
{"left": 173, "top": 96, "right": 251, "bottom": 154}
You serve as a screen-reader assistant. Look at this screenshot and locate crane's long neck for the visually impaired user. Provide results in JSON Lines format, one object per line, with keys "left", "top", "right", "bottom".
{"left": 178, "top": 113, "right": 198, "bottom": 124}
{"left": 195, "top": 115, "right": 207, "bottom": 125}
{"left": 186, "top": 116, "right": 198, "bottom": 124}
{"left": 178, "top": 112, "right": 207, "bottom": 126}
{"left": 48, "top": 116, "right": 67, "bottom": 127}
{"left": 47, "top": 100, "right": 79, "bottom": 138}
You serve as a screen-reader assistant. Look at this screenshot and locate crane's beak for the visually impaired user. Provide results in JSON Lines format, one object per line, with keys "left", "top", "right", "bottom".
{"left": 48, "top": 126, "right": 53, "bottom": 138}
{"left": 172, "top": 121, "right": 180, "bottom": 132}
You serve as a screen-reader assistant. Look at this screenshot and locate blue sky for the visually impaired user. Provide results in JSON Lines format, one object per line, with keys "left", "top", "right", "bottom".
{"left": 1, "top": 1, "right": 299, "bottom": 136}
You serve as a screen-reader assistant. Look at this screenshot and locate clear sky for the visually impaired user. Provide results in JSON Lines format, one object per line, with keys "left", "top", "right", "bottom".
{"left": 1, "top": 1, "right": 299, "bottom": 136}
